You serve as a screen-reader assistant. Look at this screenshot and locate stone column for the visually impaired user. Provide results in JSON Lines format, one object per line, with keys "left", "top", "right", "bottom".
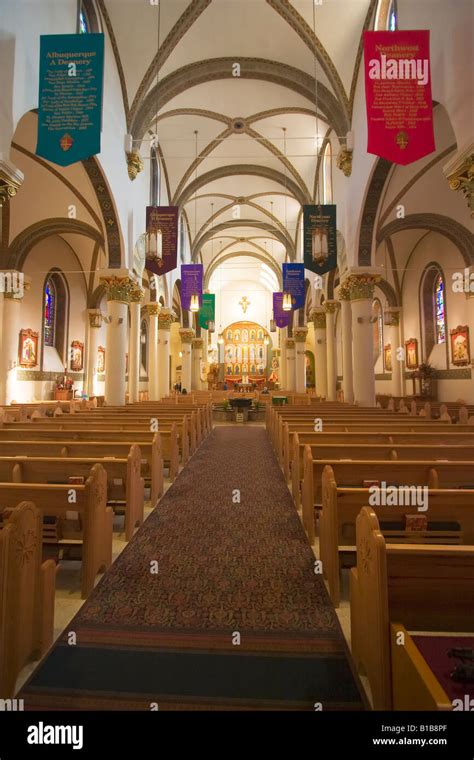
{"left": 192, "top": 337, "right": 204, "bottom": 390}
{"left": 102, "top": 275, "right": 134, "bottom": 406}
{"left": 324, "top": 300, "right": 340, "bottom": 401}
{"left": 3, "top": 292, "right": 23, "bottom": 405}
{"left": 86, "top": 309, "right": 102, "bottom": 398}
{"left": 293, "top": 326, "right": 308, "bottom": 393}
{"left": 384, "top": 308, "right": 402, "bottom": 398}
{"left": 128, "top": 284, "right": 144, "bottom": 404}
{"left": 179, "top": 328, "right": 195, "bottom": 393}
{"left": 279, "top": 327, "right": 287, "bottom": 389}
{"left": 338, "top": 282, "right": 354, "bottom": 403}
{"left": 465, "top": 268, "right": 474, "bottom": 369}
{"left": 348, "top": 274, "right": 380, "bottom": 407}
{"left": 310, "top": 307, "right": 328, "bottom": 399}
{"left": 285, "top": 338, "right": 295, "bottom": 391}
{"left": 146, "top": 303, "right": 159, "bottom": 401}
{"left": 157, "top": 309, "right": 173, "bottom": 399}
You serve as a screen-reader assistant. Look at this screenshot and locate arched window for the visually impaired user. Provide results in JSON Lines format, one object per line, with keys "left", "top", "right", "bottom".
{"left": 372, "top": 298, "right": 383, "bottom": 362}
{"left": 140, "top": 319, "right": 148, "bottom": 373}
{"left": 434, "top": 274, "right": 446, "bottom": 344}
{"left": 44, "top": 278, "right": 56, "bottom": 347}
{"left": 43, "top": 272, "right": 68, "bottom": 362}
{"left": 322, "top": 142, "right": 333, "bottom": 204}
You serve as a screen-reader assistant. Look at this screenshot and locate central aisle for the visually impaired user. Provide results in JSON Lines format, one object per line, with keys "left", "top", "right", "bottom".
{"left": 21, "top": 427, "right": 366, "bottom": 710}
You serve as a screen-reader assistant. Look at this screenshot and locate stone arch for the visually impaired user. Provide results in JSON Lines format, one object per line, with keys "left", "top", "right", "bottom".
{"left": 8, "top": 218, "right": 103, "bottom": 271}
{"left": 358, "top": 157, "right": 393, "bottom": 266}
{"left": 193, "top": 218, "right": 296, "bottom": 261}
{"left": 376, "top": 278, "right": 399, "bottom": 307}
{"left": 377, "top": 214, "right": 474, "bottom": 267}
{"left": 131, "top": 58, "right": 349, "bottom": 144}
{"left": 204, "top": 251, "right": 282, "bottom": 289}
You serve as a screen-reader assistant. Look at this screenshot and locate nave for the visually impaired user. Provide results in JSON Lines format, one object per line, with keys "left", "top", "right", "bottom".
{"left": 18, "top": 424, "right": 366, "bottom": 711}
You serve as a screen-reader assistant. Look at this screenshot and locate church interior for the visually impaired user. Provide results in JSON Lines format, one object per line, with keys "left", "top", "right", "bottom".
{"left": 0, "top": 0, "right": 473, "bottom": 729}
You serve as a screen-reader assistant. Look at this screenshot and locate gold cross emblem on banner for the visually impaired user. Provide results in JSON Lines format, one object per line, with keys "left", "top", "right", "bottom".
{"left": 239, "top": 296, "right": 250, "bottom": 314}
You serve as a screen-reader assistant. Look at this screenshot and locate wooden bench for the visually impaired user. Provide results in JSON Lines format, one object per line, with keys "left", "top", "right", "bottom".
{"left": 290, "top": 435, "right": 474, "bottom": 508}
{"left": 0, "top": 501, "right": 55, "bottom": 697}
{"left": 350, "top": 507, "right": 474, "bottom": 709}
{"left": 0, "top": 463, "right": 112, "bottom": 599}
{"left": 0, "top": 448, "right": 144, "bottom": 542}
{"left": 301, "top": 450, "right": 474, "bottom": 545}
{"left": 0, "top": 424, "right": 180, "bottom": 483}
{"left": 320, "top": 465, "right": 474, "bottom": 606}
{"left": 0, "top": 434, "right": 166, "bottom": 505}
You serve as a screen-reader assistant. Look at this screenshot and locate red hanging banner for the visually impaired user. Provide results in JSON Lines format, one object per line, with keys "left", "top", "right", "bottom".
{"left": 363, "top": 30, "right": 435, "bottom": 165}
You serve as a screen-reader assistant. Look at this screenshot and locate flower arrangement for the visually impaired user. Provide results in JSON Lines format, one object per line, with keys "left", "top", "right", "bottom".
{"left": 55, "top": 374, "right": 74, "bottom": 391}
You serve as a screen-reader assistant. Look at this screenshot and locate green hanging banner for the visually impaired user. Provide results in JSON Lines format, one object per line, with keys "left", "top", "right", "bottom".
{"left": 199, "top": 294, "right": 215, "bottom": 330}
{"left": 36, "top": 33, "right": 105, "bottom": 166}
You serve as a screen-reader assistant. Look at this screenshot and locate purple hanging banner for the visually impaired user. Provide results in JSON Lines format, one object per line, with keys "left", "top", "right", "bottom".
{"left": 181, "top": 264, "right": 203, "bottom": 310}
{"left": 273, "top": 292, "right": 291, "bottom": 329}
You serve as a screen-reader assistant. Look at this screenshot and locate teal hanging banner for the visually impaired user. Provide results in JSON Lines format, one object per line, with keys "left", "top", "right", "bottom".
{"left": 303, "top": 204, "right": 337, "bottom": 276}
{"left": 36, "top": 33, "right": 105, "bottom": 166}
{"left": 199, "top": 294, "right": 215, "bottom": 330}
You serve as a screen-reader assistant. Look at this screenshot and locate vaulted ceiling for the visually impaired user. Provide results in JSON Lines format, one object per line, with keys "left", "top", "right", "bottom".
{"left": 98, "top": 0, "right": 375, "bottom": 274}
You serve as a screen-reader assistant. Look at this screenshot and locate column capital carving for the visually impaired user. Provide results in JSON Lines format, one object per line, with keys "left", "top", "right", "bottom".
{"left": 285, "top": 338, "right": 295, "bottom": 350}
{"left": 87, "top": 309, "right": 103, "bottom": 328}
{"left": 158, "top": 308, "right": 174, "bottom": 330}
{"left": 443, "top": 143, "right": 474, "bottom": 217}
{"left": 336, "top": 147, "right": 353, "bottom": 177}
{"left": 129, "top": 283, "right": 145, "bottom": 303}
{"left": 145, "top": 303, "right": 160, "bottom": 317}
{"left": 126, "top": 151, "right": 144, "bottom": 181}
{"left": 310, "top": 306, "right": 326, "bottom": 329}
{"left": 324, "top": 299, "right": 340, "bottom": 314}
{"left": 346, "top": 273, "right": 381, "bottom": 302}
{"left": 293, "top": 326, "right": 308, "bottom": 342}
{"left": 338, "top": 281, "right": 351, "bottom": 301}
{"left": 179, "top": 328, "right": 195, "bottom": 344}
{"left": 101, "top": 274, "right": 136, "bottom": 303}
{"left": 384, "top": 308, "right": 401, "bottom": 326}
{"left": 0, "top": 160, "right": 24, "bottom": 206}
{"left": 192, "top": 338, "right": 204, "bottom": 349}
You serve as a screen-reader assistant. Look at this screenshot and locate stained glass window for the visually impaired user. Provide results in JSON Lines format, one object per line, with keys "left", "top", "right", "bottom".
{"left": 44, "top": 278, "right": 56, "bottom": 347}
{"left": 435, "top": 275, "right": 446, "bottom": 344}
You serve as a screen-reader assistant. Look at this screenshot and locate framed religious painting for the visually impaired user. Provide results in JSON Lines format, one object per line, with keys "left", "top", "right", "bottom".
{"left": 70, "top": 340, "right": 84, "bottom": 371}
{"left": 405, "top": 338, "right": 419, "bottom": 369}
{"left": 384, "top": 343, "right": 392, "bottom": 372}
{"left": 97, "top": 345, "right": 106, "bottom": 374}
{"left": 19, "top": 329, "right": 38, "bottom": 368}
{"left": 450, "top": 325, "right": 470, "bottom": 366}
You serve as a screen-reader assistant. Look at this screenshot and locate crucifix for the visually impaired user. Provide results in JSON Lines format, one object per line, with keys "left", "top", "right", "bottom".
{"left": 239, "top": 296, "right": 250, "bottom": 314}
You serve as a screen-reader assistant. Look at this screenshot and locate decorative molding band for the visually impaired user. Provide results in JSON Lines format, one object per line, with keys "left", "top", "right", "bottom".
{"left": 82, "top": 157, "right": 122, "bottom": 267}
{"left": 17, "top": 370, "right": 85, "bottom": 381}
{"left": 404, "top": 369, "right": 472, "bottom": 380}
{"left": 375, "top": 373, "right": 392, "bottom": 381}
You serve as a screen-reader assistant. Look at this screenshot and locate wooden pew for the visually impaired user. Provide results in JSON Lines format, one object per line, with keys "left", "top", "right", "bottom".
{"left": 321, "top": 465, "right": 474, "bottom": 606}
{"left": 0, "top": 424, "right": 180, "bottom": 483}
{"left": 0, "top": 463, "right": 112, "bottom": 599}
{"left": 290, "top": 435, "right": 474, "bottom": 508}
{"left": 0, "top": 435, "right": 165, "bottom": 505}
{"left": 350, "top": 507, "right": 474, "bottom": 709}
{"left": 0, "top": 501, "right": 55, "bottom": 698}
{"left": 0, "top": 448, "right": 144, "bottom": 542}
{"left": 301, "top": 449, "right": 474, "bottom": 545}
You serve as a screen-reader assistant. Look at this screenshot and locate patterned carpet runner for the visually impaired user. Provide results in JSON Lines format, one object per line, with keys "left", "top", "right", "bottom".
{"left": 20, "top": 427, "right": 366, "bottom": 710}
